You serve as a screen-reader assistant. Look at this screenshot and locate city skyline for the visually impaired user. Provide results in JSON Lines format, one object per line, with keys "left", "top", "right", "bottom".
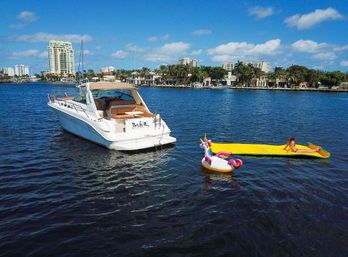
{"left": 1, "top": 0, "right": 348, "bottom": 74}
{"left": 2, "top": 64, "right": 30, "bottom": 76}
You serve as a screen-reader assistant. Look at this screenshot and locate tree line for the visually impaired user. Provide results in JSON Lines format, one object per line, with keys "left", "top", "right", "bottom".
{"left": 29, "top": 62, "right": 348, "bottom": 88}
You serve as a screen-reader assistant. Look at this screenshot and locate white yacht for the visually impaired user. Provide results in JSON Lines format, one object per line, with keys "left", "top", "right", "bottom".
{"left": 48, "top": 81, "right": 176, "bottom": 150}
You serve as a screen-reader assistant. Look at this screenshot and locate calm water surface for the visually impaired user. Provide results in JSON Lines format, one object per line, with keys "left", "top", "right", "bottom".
{"left": 0, "top": 83, "right": 347, "bottom": 257}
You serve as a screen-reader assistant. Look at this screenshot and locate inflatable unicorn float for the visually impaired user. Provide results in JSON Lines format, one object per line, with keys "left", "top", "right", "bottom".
{"left": 200, "top": 137, "right": 243, "bottom": 173}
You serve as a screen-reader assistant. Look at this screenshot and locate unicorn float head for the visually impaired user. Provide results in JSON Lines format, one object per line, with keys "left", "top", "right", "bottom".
{"left": 200, "top": 137, "right": 243, "bottom": 173}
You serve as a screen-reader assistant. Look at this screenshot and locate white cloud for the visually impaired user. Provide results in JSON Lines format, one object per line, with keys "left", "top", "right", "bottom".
{"left": 334, "top": 45, "right": 348, "bottom": 52}
{"left": 207, "top": 39, "right": 281, "bottom": 62}
{"left": 340, "top": 60, "right": 348, "bottom": 67}
{"left": 284, "top": 7, "right": 344, "bottom": 30}
{"left": 125, "top": 43, "right": 145, "bottom": 52}
{"left": 291, "top": 39, "right": 348, "bottom": 62}
{"left": 147, "top": 34, "right": 169, "bottom": 42}
{"left": 291, "top": 39, "right": 328, "bottom": 53}
{"left": 9, "top": 23, "right": 26, "bottom": 29}
{"left": 192, "top": 29, "right": 212, "bottom": 36}
{"left": 9, "top": 10, "right": 38, "bottom": 29}
{"left": 148, "top": 37, "right": 157, "bottom": 42}
{"left": 209, "top": 54, "right": 233, "bottom": 63}
{"left": 9, "top": 49, "right": 47, "bottom": 59}
{"left": 312, "top": 52, "right": 337, "bottom": 61}
{"left": 191, "top": 49, "right": 203, "bottom": 55}
{"left": 144, "top": 42, "right": 190, "bottom": 62}
{"left": 111, "top": 50, "right": 128, "bottom": 59}
{"left": 16, "top": 11, "right": 38, "bottom": 22}
{"left": 83, "top": 49, "right": 92, "bottom": 55}
{"left": 143, "top": 54, "right": 166, "bottom": 62}
{"left": 160, "top": 42, "right": 190, "bottom": 54}
{"left": 11, "top": 32, "right": 93, "bottom": 43}
{"left": 248, "top": 6, "right": 274, "bottom": 19}
{"left": 39, "top": 51, "right": 48, "bottom": 58}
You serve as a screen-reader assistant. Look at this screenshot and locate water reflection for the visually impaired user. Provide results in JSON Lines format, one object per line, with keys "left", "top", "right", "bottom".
{"left": 201, "top": 169, "right": 241, "bottom": 191}
{"left": 57, "top": 131, "right": 172, "bottom": 160}
{"left": 49, "top": 129, "right": 176, "bottom": 191}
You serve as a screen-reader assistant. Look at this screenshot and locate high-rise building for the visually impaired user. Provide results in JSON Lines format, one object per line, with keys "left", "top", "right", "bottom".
{"left": 14, "top": 65, "right": 29, "bottom": 76}
{"left": 222, "top": 62, "right": 234, "bottom": 71}
{"left": 2, "top": 67, "right": 15, "bottom": 76}
{"left": 100, "top": 66, "right": 116, "bottom": 74}
{"left": 229, "top": 61, "right": 271, "bottom": 73}
{"left": 178, "top": 57, "right": 198, "bottom": 67}
{"left": 255, "top": 61, "right": 270, "bottom": 73}
{"left": 48, "top": 40, "right": 75, "bottom": 75}
{"left": 178, "top": 57, "right": 190, "bottom": 65}
{"left": 190, "top": 59, "right": 198, "bottom": 68}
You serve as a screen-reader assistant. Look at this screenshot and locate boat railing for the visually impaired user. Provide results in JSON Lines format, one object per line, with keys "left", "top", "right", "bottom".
{"left": 69, "top": 102, "right": 90, "bottom": 118}
{"left": 48, "top": 93, "right": 90, "bottom": 118}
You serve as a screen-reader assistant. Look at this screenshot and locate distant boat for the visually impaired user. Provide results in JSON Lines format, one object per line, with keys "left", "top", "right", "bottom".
{"left": 48, "top": 81, "right": 176, "bottom": 150}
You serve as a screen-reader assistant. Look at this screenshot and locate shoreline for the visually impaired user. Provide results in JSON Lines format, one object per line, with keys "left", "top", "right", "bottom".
{"left": 141, "top": 84, "right": 348, "bottom": 92}
{"left": 1, "top": 81, "right": 348, "bottom": 92}
{"left": 0, "top": 81, "right": 76, "bottom": 86}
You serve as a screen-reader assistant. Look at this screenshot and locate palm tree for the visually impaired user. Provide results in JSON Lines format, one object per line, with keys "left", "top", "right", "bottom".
{"left": 287, "top": 65, "right": 308, "bottom": 87}
{"left": 306, "top": 69, "right": 320, "bottom": 88}
{"left": 251, "top": 66, "right": 263, "bottom": 87}
{"left": 272, "top": 67, "right": 287, "bottom": 87}
{"left": 140, "top": 67, "right": 151, "bottom": 79}
{"left": 233, "top": 62, "right": 254, "bottom": 87}
{"left": 156, "top": 65, "right": 169, "bottom": 84}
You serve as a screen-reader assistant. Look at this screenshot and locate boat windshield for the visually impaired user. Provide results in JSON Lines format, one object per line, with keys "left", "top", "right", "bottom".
{"left": 92, "top": 89, "right": 134, "bottom": 101}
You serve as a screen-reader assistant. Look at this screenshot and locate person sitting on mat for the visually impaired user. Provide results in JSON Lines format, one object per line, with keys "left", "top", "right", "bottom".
{"left": 284, "top": 137, "right": 320, "bottom": 153}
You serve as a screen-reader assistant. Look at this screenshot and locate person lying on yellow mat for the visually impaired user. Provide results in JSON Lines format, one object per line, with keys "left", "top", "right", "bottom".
{"left": 284, "top": 137, "right": 320, "bottom": 153}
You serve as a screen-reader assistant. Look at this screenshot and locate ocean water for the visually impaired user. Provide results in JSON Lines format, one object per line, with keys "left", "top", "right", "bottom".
{"left": 0, "top": 83, "right": 347, "bottom": 257}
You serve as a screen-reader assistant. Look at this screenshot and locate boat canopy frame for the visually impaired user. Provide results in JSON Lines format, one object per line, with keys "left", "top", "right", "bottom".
{"left": 88, "top": 82, "right": 134, "bottom": 91}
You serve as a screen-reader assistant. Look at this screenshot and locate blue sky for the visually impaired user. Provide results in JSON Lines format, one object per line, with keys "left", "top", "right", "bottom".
{"left": 1, "top": 0, "right": 348, "bottom": 74}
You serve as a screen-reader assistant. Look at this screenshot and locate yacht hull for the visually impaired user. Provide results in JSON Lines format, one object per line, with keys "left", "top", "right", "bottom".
{"left": 51, "top": 106, "right": 176, "bottom": 151}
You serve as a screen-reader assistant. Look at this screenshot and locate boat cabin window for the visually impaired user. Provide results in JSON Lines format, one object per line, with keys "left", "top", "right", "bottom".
{"left": 76, "top": 86, "right": 87, "bottom": 103}
{"left": 92, "top": 89, "right": 138, "bottom": 112}
{"left": 92, "top": 90, "right": 134, "bottom": 101}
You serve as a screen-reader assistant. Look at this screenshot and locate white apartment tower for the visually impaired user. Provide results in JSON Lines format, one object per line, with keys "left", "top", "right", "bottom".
{"left": 222, "top": 62, "right": 234, "bottom": 71}
{"left": 48, "top": 40, "right": 75, "bottom": 75}
{"left": 3, "top": 67, "right": 15, "bottom": 76}
{"left": 190, "top": 59, "right": 198, "bottom": 68}
{"left": 100, "top": 66, "right": 116, "bottom": 73}
{"left": 14, "top": 65, "right": 29, "bottom": 76}
{"left": 256, "top": 61, "right": 271, "bottom": 73}
{"left": 178, "top": 57, "right": 190, "bottom": 65}
{"left": 178, "top": 57, "right": 198, "bottom": 67}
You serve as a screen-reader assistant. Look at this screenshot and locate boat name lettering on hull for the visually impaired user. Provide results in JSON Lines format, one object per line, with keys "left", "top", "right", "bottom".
{"left": 132, "top": 121, "right": 150, "bottom": 129}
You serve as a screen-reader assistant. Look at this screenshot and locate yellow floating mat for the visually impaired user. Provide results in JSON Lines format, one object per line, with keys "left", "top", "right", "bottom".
{"left": 211, "top": 142, "right": 330, "bottom": 159}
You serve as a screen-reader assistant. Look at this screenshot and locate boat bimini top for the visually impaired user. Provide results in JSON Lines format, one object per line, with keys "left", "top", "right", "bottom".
{"left": 88, "top": 81, "right": 135, "bottom": 91}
